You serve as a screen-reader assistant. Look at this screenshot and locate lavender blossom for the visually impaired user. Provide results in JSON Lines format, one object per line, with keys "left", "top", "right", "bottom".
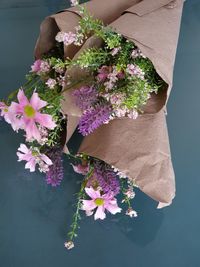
{"left": 45, "top": 146, "right": 64, "bottom": 187}
{"left": 72, "top": 86, "right": 98, "bottom": 110}
{"left": 88, "top": 161, "right": 120, "bottom": 196}
{"left": 78, "top": 103, "right": 112, "bottom": 136}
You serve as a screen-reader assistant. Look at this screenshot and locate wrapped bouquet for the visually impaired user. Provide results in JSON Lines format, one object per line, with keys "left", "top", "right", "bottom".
{"left": 0, "top": 0, "right": 184, "bottom": 249}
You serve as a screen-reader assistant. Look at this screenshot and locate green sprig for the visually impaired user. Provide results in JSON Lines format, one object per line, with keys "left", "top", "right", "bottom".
{"left": 67, "top": 165, "right": 94, "bottom": 242}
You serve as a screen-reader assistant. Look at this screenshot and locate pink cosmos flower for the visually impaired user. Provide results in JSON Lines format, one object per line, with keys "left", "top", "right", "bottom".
{"left": 82, "top": 187, "right": 122, "bottom": 220}
{"left": 0, "top": 102, "right": 11, "bottom": 122}
{"left": 0, "top": 102, "right": 22, "bottom": 130}
{"left": 17, "top": 144, "right": 52, "bottom": 172}
{"left": 9, "top": 89, "right": 56, "bottom": 142}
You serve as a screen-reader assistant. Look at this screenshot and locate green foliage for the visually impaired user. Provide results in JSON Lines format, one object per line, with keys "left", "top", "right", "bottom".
{"left": 74, "top": 48, "right": 109, "bottom": 70}
{"left": 122, "top": 78, "right": 154, "bottom": 111}
{"left": 115, "top": 40, "right": 135, "bottom": 70}
{"left": 70, "top": 5, "right": 166, "bottom": 112}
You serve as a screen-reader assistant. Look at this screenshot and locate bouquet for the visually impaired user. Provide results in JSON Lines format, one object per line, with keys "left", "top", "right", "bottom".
{"left": 0, "top": 0, "right": 184, "bottom": 250}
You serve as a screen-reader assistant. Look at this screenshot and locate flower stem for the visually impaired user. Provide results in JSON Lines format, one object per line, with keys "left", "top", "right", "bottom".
{"left": 66, "top": 166, "right": 94, "bottom": 242}
{"left": 120, "top": 178, "right": 132, "bottom": 209}
{"left": 6, "top": 77, "right": 40, "bottom": 104}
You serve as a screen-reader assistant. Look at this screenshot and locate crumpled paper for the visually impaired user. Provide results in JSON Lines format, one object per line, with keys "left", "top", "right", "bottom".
{"left": 34, "top": 0, "right": 184, "bottom": 208}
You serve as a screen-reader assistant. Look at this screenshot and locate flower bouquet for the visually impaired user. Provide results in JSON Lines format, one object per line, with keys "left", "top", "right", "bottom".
{"left": 0, "top": 0, "right": 184, "bottom": 249}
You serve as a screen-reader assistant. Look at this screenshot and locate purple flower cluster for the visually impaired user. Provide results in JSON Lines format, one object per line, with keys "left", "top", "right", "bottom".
{"left": 78, "top": 103, "right": 112, "bottom": 136}
{"left": 45, "top": 146, "right": 64, "bottom": 186}
{"left": 88, "top": 161, "right": 120, "bottom": 196}
{"left": 72, "top": 86, "right": 98, "bottom": 110}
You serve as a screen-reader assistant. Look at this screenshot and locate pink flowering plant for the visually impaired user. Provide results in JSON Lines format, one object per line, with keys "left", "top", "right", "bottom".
{"left": 65, "top": 153, "right": 137, "bottom": 250}
{"left": 0, "top": 42, "right": 68, "bottom": 183}
{"left": 0, "top": 2, "right": 166, "bottom": 250}
{"left": 55, "top": 6, "right": 166, "bottom": 136}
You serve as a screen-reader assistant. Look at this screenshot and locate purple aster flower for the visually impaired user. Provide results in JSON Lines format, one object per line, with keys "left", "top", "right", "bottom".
{"left": 72, "top": 86, "right": 98, "bottom": 110}
{"left": 78, "top": 103, "right": 112, "bottom": 136}
{"left": 45, "top": 146, "right": 64, "bottom": 187}
{"left": 87, "top": 160, "right": 120, "bottom": 196}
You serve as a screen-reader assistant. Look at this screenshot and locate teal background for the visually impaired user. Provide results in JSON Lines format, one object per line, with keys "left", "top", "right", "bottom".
{"left": 0, "top": 1, "right": 199, "bottom": 266}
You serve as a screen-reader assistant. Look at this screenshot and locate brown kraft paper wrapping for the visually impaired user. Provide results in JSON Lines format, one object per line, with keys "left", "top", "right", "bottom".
{"left": 34, "top": 0, "right": 184, "bottom": 208}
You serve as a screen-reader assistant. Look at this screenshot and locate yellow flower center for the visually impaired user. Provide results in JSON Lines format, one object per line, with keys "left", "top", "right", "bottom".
{"left": 24, "top": 105, "right": 36, "bottom": 118}
{"left": 31, "top": 150, "right": 39, "bottom": 157}
{"left": 94, "top": 198, "right": 104, "bottom": 206}
{"left": 3, "top": 108, "right": 8, "bottom": 113}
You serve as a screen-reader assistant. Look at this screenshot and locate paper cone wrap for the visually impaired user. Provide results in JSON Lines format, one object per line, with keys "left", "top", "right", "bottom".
{"left": 34, "top": 0, "right": 184, "bottom": 207}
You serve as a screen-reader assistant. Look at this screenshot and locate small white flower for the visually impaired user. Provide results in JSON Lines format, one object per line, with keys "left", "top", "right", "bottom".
{"left": 64, "top": 241, "right": 74, "bottom": 250}
{"left": 124, "top": 189, "right": 135, "bottom": 199}
{"left": 126, "top": 208, "right": 138, "bottom": 218}
{"left": 70, "top": 0, "right": 79, "bottom": 6}
{"left": 127, "top": 109, "right": 138, "bottom": 120}
{"left": 46, "top": 78, "right": 57, "bottom": 89}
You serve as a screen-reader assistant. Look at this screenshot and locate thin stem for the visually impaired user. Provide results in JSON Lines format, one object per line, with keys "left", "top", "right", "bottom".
{"left": 120, "top": 178, "right": 132, "bottom": 209}
{"left": 6, "top": 77, "right": 40, "bottom": 104}
{"left": 67, "top": 166, "right": 94, "bottom": 242}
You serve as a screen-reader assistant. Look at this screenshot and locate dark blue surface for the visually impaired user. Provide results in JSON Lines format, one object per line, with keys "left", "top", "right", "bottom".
{"left": 0, "top": 1, "right": 199, "bottom": 266}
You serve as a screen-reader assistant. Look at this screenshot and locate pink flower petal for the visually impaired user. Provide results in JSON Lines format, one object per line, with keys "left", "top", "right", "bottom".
{"left": 82, "top": 200, "right": 96, "bottom": 211}
{"left": 30, "top": 92, "right": 47, "bottom": 110}
{"left": 18, "top": 144, "right": 29, "bottom": 154}
{"left": 40, "top": 154, "right": 53, "bottom": 165}
{"left": 25, "top": 159, "right": 36, "bottom": 172}
{"left": 105, "top": 201, "right": 122, "bottom": 215}
{"left": 17, "top": 89, "right": 29, "bottom": 106}
{"left": 85, "top": 187, "right": 101, "bottom": 199}
{"left": 17, "top": 151, "right": 32, "bottom": 162}
{"left": 9, "top": 102, "right": 23, "bottom": 114}
{"left": 35, "top": 113, "right": 56, "bottom": 129}
{"left": 6, "top": 105, "right": 24, "bottom": 131}
{"left": 25, "top": 120, "right": 41, "bottom": 141}
{"left": 17, "top": 152, "right": 25, "bottom": 161}
{"left": 94, "top": 206, "right": 106, "bottom": 220}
